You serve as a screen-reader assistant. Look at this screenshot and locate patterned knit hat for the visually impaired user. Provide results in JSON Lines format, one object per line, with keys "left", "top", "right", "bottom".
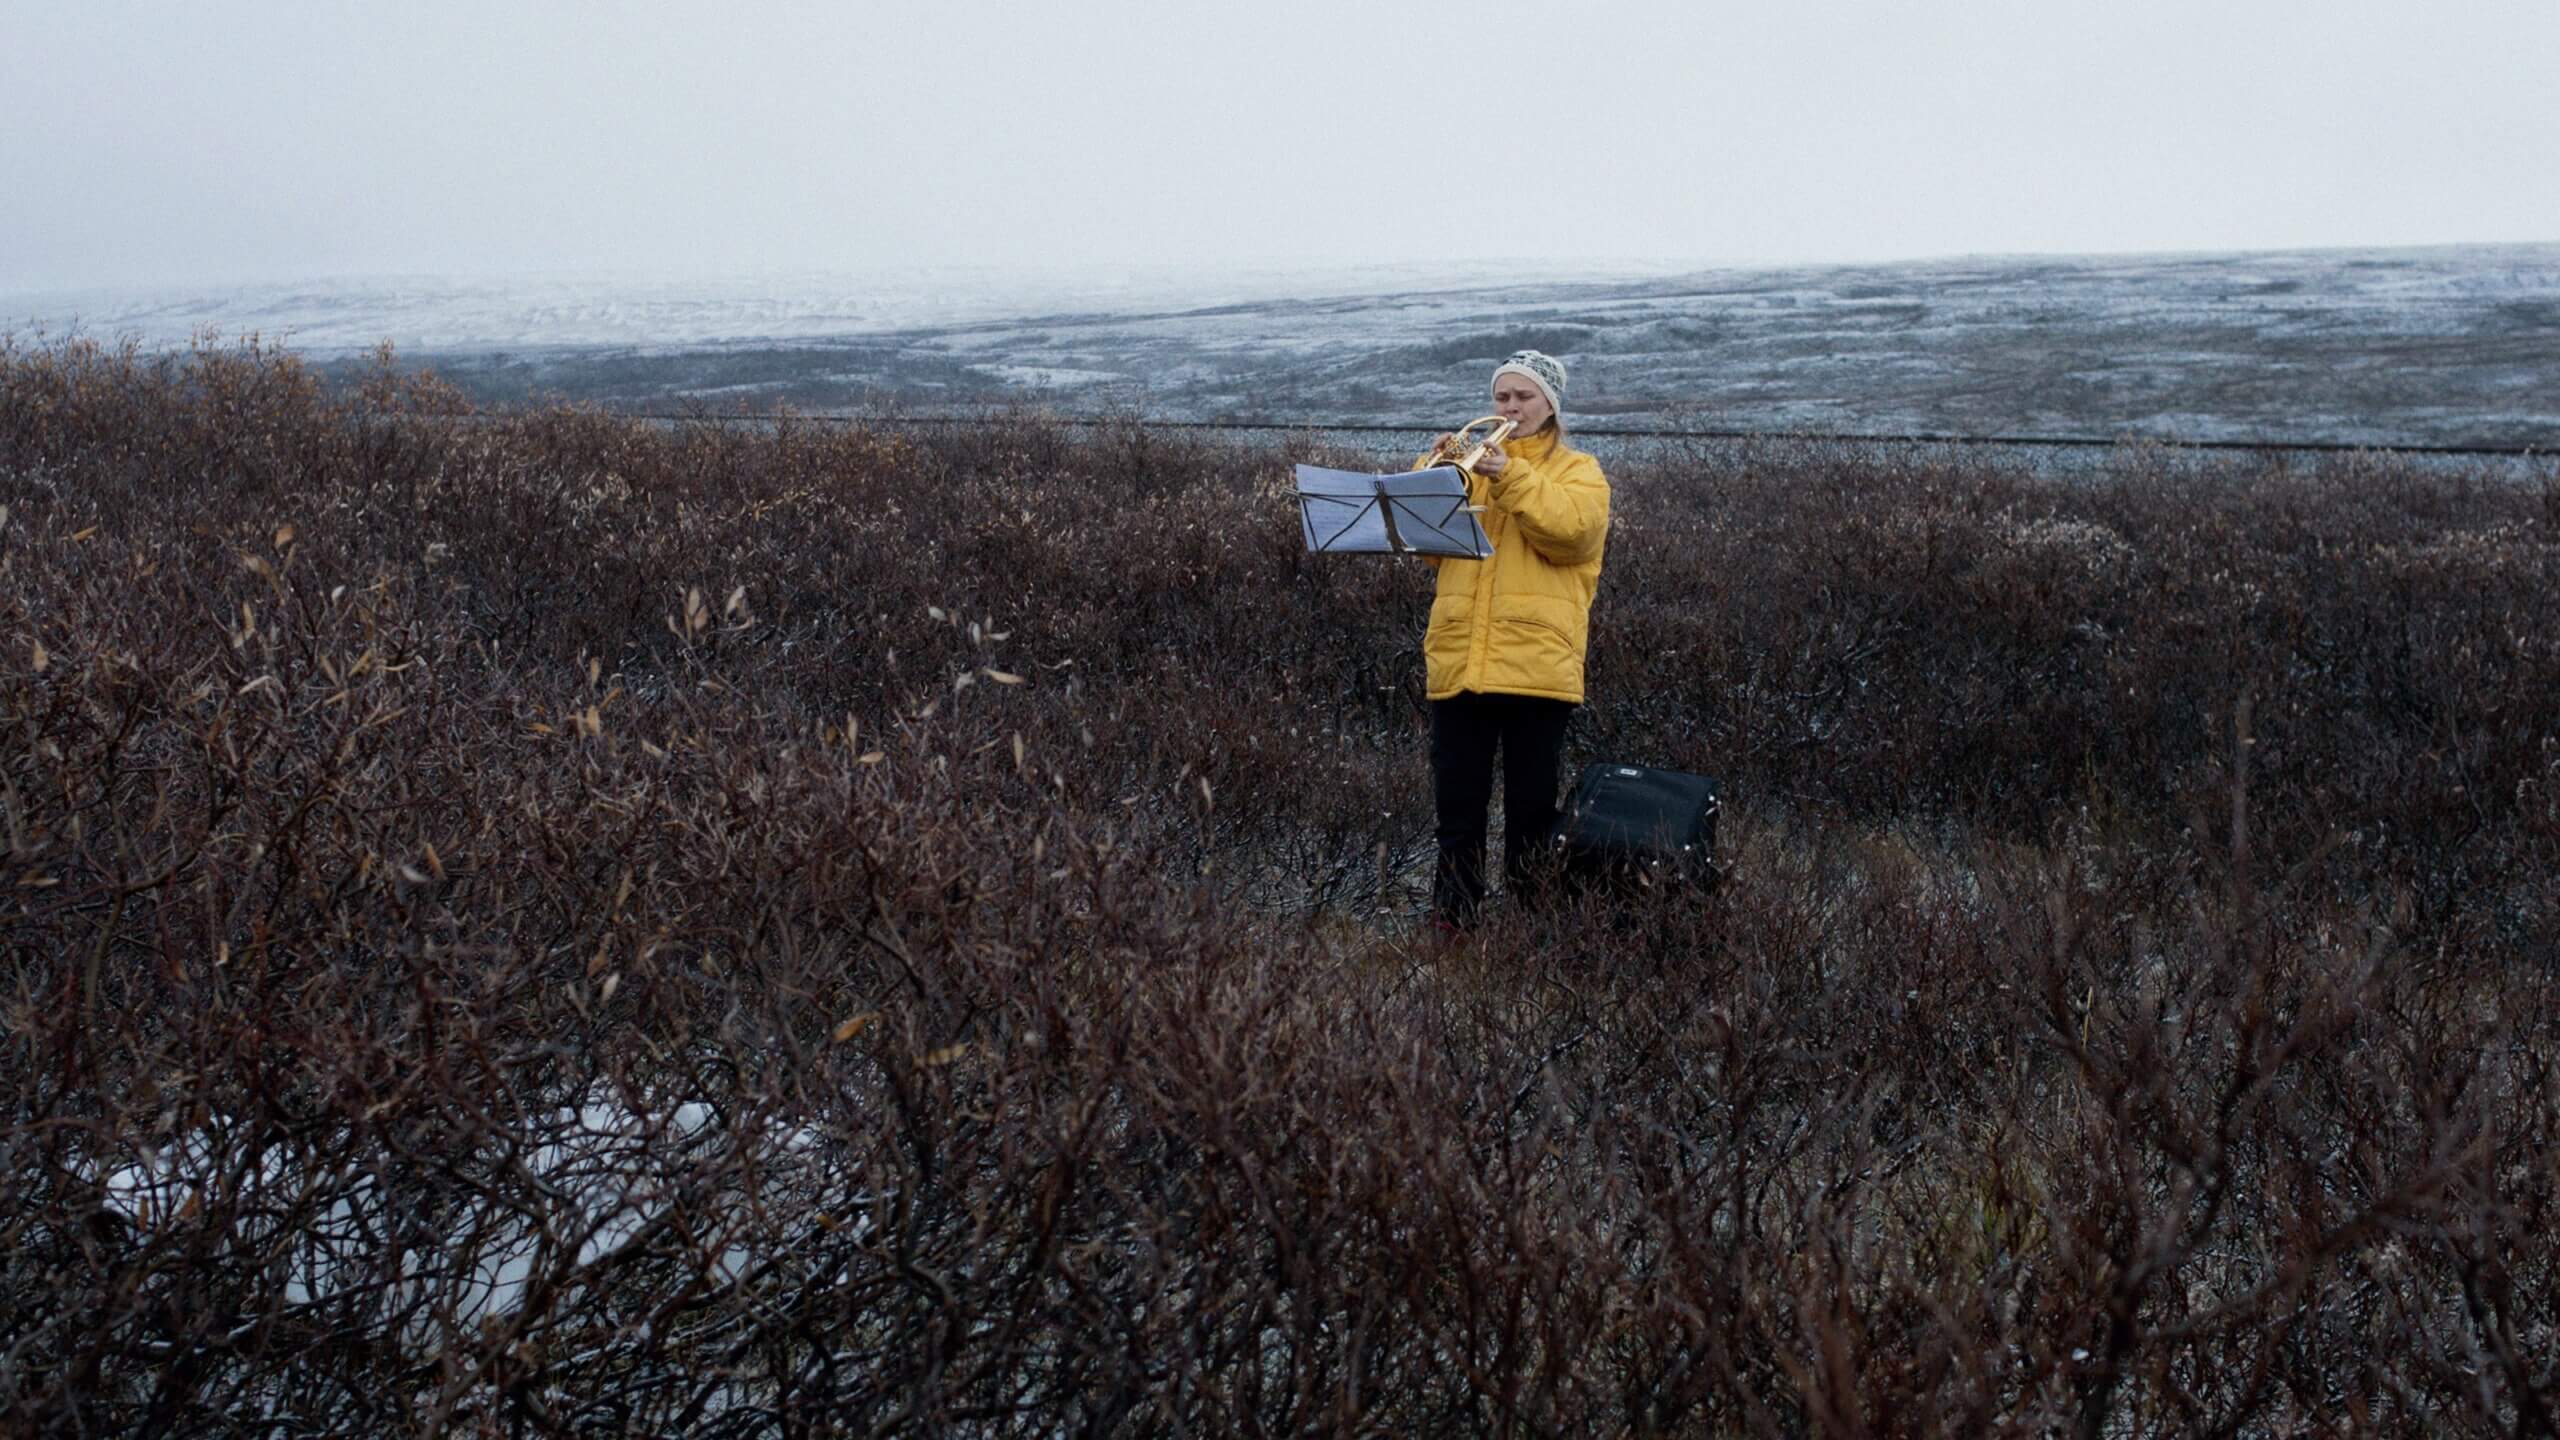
{"left": 1492, "top": 349, "right": 1567, "bottom": 425}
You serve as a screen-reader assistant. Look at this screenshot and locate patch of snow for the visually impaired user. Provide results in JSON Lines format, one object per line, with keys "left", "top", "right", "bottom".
{"left": 89, "top": 1090, "right": 849, "bottom": 1335}
{"left": 0, "top": 260, "right": 1674, "bottom": 357}
{"left": 969, "top": 363, "right": 1124, "bottom": 388}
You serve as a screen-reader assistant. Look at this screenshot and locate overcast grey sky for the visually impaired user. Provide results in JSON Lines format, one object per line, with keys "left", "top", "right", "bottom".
{"left": 4, "top": 0, "right": 2555, "bottom": 294}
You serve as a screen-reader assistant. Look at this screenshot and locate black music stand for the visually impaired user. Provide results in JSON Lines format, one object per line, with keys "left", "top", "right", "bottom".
{"left": 1295, "top": 464, "right": 1494, "bottom": 558}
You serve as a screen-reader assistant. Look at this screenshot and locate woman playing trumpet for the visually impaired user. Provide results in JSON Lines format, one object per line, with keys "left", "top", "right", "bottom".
{"left": 1417, "top": 350, "right": 1611, "bottom": 933}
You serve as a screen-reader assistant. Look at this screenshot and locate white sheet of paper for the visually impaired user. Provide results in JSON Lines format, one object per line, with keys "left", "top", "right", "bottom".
{"left": 1295, "top": 464, "right": 1493, "bottom": 558}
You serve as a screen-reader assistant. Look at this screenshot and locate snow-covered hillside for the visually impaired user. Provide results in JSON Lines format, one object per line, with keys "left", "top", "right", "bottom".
{"left": 7, "top": 245, "right": 2555, "bottom": 446}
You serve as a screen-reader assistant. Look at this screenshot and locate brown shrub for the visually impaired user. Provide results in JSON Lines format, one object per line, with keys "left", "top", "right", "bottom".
{"left": 2, "top": 339, "right": 2555, "bottom": 1435}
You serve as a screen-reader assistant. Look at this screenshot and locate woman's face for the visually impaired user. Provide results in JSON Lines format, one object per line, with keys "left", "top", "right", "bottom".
{"left": 1492, "top": 375, "right": 1553, "bottom": 434}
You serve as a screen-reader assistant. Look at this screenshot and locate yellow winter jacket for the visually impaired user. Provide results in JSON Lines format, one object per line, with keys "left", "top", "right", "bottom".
{"left": 1419, "top": 425, "right": 1610, "bottom": 703}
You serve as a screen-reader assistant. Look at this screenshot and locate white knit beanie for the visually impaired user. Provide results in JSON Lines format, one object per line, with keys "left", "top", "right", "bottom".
{"left": 1491, "top": 349, "right": 1567, "bottom": 427}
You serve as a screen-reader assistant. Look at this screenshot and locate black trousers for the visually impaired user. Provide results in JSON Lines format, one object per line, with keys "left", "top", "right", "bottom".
{"left": 1430, "top": 691, "right": 1576, "bottom": 924}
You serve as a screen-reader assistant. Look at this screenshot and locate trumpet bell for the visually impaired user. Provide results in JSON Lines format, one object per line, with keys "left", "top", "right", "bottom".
{"left": 1423, "top": 415, "right": 1517, "bottom": 475}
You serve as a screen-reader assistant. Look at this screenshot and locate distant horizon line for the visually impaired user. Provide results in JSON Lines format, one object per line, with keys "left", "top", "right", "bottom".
{"left": 9, "top": 236, "right": 2558, "bottom": 305}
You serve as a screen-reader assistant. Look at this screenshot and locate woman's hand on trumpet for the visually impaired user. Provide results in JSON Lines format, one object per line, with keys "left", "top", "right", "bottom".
{"left": 1427, "top": 423, "right": 1510, "bottom": 476}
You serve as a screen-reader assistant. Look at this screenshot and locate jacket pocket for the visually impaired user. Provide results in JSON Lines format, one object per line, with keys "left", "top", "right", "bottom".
{"left": 1423, "top": 592, "right": 1476, "bottom": 690}
{"left": 1487, "top": 593, "right": 1585, "bottom": 656}
{"left": 1486, "top": 615, "right": 1577, "bottom": 676}
{"left": 1426, "top": 592, "right": 1478, "bottom": 647}
{"left": 1479, "top": 592, "right": 1584, "bottom": 695}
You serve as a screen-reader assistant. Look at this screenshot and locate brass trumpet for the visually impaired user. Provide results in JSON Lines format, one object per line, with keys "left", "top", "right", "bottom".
{"left": 1420, "top": 416, "right": 1516, "bottom": 475}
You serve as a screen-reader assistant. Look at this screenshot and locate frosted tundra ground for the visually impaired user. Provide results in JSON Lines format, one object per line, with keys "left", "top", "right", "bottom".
{"left": 8, "top": 243, "right": 2555, "bottom": 448}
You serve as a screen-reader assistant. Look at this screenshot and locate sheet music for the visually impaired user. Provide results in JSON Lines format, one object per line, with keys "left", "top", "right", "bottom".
{"left": 1295, "top": 464, "right": 1494, "bottom": 558}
